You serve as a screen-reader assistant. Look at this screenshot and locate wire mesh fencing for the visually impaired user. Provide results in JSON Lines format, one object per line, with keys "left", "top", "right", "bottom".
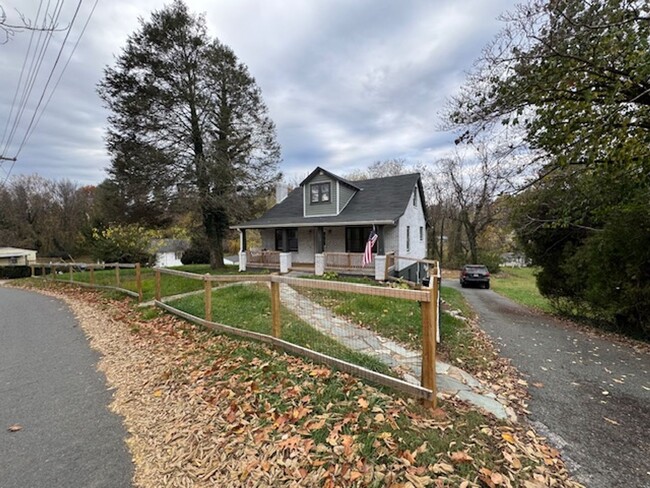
{"left": 157, "top": 269, "right": 439, "bottom": 404}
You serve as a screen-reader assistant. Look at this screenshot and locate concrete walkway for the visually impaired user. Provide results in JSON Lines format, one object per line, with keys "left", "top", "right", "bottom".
{"left": 279, "top": 283, "right": 512, "bottom": 420}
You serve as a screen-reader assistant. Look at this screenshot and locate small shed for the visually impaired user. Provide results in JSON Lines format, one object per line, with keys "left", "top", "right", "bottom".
{"left": 0, "top": 247, "right": 38, "bottom": 266}
{"left": 150, "top": 239, "right": 190, "bottom": 267}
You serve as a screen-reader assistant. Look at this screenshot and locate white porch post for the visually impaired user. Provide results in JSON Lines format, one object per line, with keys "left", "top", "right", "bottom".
{"left": 315, "top": 253, "right": 325, "bottom": 276}
{"left": 238, "top": 229, "right": 247, "bottom": 271}
{"left": 280, "top": 252, "right": 292, "bottom": 274}
{"left": 374, "top": 255, "right": 387, "bottom": 281}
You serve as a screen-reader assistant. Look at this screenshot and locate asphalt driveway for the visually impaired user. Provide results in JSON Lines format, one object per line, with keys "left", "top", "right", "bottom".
{"left": 0, "top": 286, "right": 133, "bottom": 488}
{"left": 445, "top": 278, "right": 650, "bottom": 488}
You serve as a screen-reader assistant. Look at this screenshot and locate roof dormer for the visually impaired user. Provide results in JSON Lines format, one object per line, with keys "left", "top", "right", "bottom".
{"left": 300, "top": 167, "right": 360, "bottom": 217}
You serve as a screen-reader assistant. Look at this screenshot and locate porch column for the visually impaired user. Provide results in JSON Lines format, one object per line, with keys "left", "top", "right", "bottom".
{"left": 315, "top": 226, "right": 325, "bottom": 254}
{"left": 238, "top": 229, "right": 247, "bottom": 272}
{"left": 377, "top": 225, "right": 385, "bottom": 255}
{"left": 280, "top": 252, "right": 292, "bottom": 274}
{"left": 315, "top": 253, "right": 325, "bottom": 276}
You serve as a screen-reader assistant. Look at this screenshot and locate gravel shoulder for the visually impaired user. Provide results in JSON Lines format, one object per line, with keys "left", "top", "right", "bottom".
{"left": 0, "top": 286, "right": 133, "bottom": 488}
{"left": 446, "top": 278, "right": 650, "bottom": 488}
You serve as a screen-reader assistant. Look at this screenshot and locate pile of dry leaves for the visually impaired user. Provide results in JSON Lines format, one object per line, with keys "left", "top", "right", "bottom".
{"left": 21, "top": 283, "right": 584, "bottom": 487}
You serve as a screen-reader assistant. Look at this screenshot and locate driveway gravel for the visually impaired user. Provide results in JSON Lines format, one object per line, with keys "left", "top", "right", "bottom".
{"left": 446, "top": 278, "right": 650, "bottom": 488}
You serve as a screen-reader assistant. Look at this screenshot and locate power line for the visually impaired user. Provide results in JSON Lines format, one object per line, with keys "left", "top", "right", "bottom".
{"left": 13, "top": 0, "right": 85, "bottom": 159}
{"left": 2, "top": 0, "right": 65, "bottom": 156}
{"left": 21, "top": 0, "right": 100, "bottom": 155}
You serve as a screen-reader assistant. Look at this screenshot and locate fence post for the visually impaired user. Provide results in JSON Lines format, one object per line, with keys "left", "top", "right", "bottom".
{"left": 69, "top": 265, "right": 73, "bottom": 282}
{"left": 41, "top": 265, "right": 45, "bottom": 278}
{"left": 89, "top": 266, "right": 95, "bottom": 286}
{"left": 115, "top": 265, "right": 120, "bottom": 287}
{"left": 270, "top": 277, "right": 281, "bottom": 338}
{"left": 30, "top": 265, "right": 34, "bottom": 277}
{"left": 204, "top": 274, "right": 212, "bottom": 322}
{"left": 155, "top": 268, "right": 161, "bottom": 302}
{"left": 420, "top": 275, "right": 437, "bottom": 409}
{"left": 135, "top": 263, "right": 143, "bottom": 303}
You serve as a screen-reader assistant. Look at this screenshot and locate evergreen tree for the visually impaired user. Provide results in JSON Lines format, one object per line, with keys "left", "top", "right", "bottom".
{"left": 98, "top": 1, "right": 281, "bottom": 268}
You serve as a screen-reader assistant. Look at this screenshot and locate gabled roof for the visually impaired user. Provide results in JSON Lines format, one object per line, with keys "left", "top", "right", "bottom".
{"left": 234, "top": 172, "right": 424, "bottom": 229}
{"left": 299, "top": 166, "right": 361, "bottom": 191}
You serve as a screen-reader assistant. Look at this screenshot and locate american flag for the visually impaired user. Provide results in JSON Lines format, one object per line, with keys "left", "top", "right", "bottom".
{"left": 362, "top": 229, "right": 378, "bottom": 267}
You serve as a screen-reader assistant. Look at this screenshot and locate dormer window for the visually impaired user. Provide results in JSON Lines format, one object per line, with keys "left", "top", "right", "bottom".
{"left": 310, "top": 182, "right": 331, "bottom": 203}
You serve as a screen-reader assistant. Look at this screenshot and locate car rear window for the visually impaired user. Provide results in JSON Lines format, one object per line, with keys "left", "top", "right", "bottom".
{"left": 465, "top": 265, "right": 488, "bottom": 272}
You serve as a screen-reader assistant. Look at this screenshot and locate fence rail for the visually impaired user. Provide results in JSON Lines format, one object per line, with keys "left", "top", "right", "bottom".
{"left": 32, "top": 261, "right": 441, "bottom": 407}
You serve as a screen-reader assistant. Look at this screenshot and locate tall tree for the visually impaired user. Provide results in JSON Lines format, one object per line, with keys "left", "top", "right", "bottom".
{"left": 446, "top": 0, "right": 650, "bottom": 336}
{"left": 98, "top": 1, "right": 280, "bottom": 268}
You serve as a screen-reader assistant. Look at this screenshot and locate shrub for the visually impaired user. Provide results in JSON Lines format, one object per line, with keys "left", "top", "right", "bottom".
{"left": 0, "top": 266, "right": 32, "bottom": 279}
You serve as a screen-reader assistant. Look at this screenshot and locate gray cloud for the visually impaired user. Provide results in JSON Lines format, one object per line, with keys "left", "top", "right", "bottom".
{"left": 0, "top": 0, "right": 517, "bottom": 185}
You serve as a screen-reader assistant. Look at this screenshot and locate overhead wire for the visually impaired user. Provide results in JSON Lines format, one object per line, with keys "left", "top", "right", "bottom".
{"left": 21, "top": 0, "right": 100, "bottom": 156}
{"left": 13, "top": 0, "right": 85, "bottom": 159}
{"left": 0, "top": 0, "right": 44, "bottom": 151}
{"left": 1, "top": 0, "right": 65, "bottom": 157}
{"left": 1, "top": 0, "right": 99, "bottom": 187}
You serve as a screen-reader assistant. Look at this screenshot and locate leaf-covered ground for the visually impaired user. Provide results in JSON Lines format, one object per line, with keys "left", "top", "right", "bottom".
{"left": 19, "top": 282, "right": 584, "bottom": 487}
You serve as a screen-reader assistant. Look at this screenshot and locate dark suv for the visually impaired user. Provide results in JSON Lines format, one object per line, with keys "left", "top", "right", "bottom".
{"left": 460, "top": 264, "right": 490, "bottom": 289}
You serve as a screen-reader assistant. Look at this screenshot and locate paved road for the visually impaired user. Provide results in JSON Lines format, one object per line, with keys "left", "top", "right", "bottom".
{"left": 445, "top": 279, "right": 650, "bottom": 488}
{"left": 0, "top": 287, "right": 133, "bottom": 488}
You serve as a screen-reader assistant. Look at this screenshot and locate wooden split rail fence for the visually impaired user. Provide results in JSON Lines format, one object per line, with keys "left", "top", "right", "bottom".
{"left": 32, "top": 262, "right": 442, "bottom": 407}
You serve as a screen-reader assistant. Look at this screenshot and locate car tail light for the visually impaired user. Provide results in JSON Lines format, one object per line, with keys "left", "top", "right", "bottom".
{"left": 486, "top": 272, "right": 490, "bottom": 277}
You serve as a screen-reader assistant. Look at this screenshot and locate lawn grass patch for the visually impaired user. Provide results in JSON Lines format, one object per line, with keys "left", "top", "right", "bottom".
{"left": 167, "top": 284, "right": 393, "bottom": 376}
{"left": 492, "top": 267, "right": 554, "bottom": 313}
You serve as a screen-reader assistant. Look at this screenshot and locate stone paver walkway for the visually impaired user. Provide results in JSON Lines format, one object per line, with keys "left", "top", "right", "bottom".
{"left": 279, "top": 283, "right": 512, "bottom": 420}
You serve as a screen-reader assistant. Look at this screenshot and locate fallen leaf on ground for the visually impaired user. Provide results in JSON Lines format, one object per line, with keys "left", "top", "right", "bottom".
{"left": 450, "top": 451, "right": 473, "bottom": 464}
{"left": 7, "top": 424, "right": 22, "bottom": 432}
{"left": 603, "top": 417, "right": 620, "bottom": 426}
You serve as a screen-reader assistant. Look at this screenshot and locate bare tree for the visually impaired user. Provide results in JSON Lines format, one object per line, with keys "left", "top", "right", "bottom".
{"left": 0, "top": 5, "right": 65, "bottom": 44}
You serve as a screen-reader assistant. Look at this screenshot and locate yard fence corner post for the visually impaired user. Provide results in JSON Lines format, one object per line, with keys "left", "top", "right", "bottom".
{"left": 203, "top": 273, "right": 212, "bottom": 322}
{"left": 155, "top": 268, "right": 162, "bottom": 302}
{"left": 270, "top": 276, "right": 281, "bottom": 338}
{"left": 420, "top": 271, "right": 437, "bottom": 409}
{"left": 135, "top": 263, "right": 143, "bottom": 303}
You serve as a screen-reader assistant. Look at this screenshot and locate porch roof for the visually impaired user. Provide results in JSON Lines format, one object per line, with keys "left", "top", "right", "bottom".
{"left": 233, "top": 173, "right": 421, "bottom": 230}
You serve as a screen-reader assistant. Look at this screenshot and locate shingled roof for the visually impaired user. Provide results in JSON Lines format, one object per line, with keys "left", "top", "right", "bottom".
{"left": 234, "top": 172, "right": 424, "bottom": 229}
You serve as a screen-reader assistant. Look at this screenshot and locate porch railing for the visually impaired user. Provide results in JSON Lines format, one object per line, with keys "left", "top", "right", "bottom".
{"left": 324, "top": 252, "right": 372, "bottom": 270}
{"left": 246, "top": 250, "right": 280, "bottom": 267}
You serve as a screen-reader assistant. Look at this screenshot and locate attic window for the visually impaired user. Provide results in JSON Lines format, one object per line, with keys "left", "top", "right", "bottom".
{"left": 310, "top": 182, "right": 331, "bottom": 203}
{"left": 413, "top": 191, "right": 417, "bottom": 206}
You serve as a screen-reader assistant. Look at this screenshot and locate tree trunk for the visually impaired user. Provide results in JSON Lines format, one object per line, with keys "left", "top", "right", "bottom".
{"left": 202, "top": 206, "right": 225, "bottom": 269}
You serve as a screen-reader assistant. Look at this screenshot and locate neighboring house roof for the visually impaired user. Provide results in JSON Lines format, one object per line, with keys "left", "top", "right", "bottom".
{"left": 149, "top": 239, "right": 190, "bottom": 253}
{"left": 0, "top": 247, "right": 37, "bottom": 258}
{"left": 234, "top": 172, "right": 425, "bottom": 229}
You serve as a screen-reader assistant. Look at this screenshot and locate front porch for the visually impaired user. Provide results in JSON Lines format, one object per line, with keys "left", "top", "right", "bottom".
{"left": 243, "top": 249, "right": 397, "bottom": 278}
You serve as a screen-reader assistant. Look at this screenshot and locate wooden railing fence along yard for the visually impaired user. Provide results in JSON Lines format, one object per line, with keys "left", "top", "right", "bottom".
{"left": 32, "top": 262, "right": 442, "bottom": 407}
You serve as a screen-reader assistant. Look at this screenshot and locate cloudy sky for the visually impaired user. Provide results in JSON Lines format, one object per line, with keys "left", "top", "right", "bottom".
{"left": 0, "top": 0, "right": 518, "bottom": 185}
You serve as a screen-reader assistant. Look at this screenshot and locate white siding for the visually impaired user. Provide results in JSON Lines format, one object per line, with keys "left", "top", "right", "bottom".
{"left": 324, "top": 226, "right": 346, "bottom": 252}
{"left": 156, "top": 251, "right": 183, "bottom": 268}
{"left": 395, "top": 185, "right": 427, "bottom": 271}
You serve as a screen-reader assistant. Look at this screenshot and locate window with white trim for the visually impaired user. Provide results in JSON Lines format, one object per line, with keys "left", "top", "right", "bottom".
{"left": 310, "top": 182, "right": 331, "bottom": 203}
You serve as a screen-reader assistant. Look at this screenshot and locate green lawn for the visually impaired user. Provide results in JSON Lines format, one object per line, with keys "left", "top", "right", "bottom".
{"left": 64, "top": 264, "right": 267, "bottom": 301}
{"left": 167, "top": 283, "right": 393, "bottom": 376}
{"left": 491, "top": 267, "right": 554, "bottom": 313}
